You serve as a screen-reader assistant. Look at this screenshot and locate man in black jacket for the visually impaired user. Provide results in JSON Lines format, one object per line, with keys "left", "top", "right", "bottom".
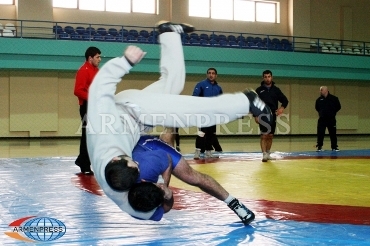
{"left": 255, "top": 70, "right": 289, "bottom": 162}
{"left": 315, "top": 86, "right": 341, "bottom": 151}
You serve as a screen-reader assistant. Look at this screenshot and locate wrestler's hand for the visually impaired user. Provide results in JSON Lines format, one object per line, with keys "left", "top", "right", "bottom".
{"left": 157, "top": 183, "right": 173, "bottom": 200}
{"left": 124, "top": 45, "right": 146, "bottom": 65}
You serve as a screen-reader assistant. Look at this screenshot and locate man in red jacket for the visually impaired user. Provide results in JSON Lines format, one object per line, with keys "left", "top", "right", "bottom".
{"left": 74, "top": 46, "right": 101, "bottom": 175}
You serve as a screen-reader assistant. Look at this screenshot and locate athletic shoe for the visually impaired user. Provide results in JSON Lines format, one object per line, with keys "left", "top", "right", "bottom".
{"left": 332, "top": 148, "right": 340, "bottom": 152}
{"left": 266, "top": 152, "right": 274, "bottom": 160}
{"left": 243, "top": 89, "right": 272, "bottom": 124}
{"left": 262, "top": 152, "right": 268, "bottom": 162}
{"left": 205, "top": 150, "right": 220, "bottom": 158}
{"left": 227, "top": 198, "right": 255, "bottom": 225}
{"left": 194, "top": 148, "right": 201, "bottom": 160}
{"left": 157, "top": 21, "right": 195, "bottom": 34}
{"left": 316, "top": 146, "right": 322, "bottom": 152}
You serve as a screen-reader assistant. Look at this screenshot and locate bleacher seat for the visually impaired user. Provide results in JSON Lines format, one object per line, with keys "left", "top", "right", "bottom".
{"left": 227, "top": 35, "right": 236, "bottom": 42}
{"left": 53, "top": 25, "right": 63, "bottom": 34}
{"left": 129, "top": 29, "right": 139, "bottom": 37}
{"left": 82, "top": 33, "right": 92, "bottom": 41}
{"left": 218, "top": 34, "right": 227, "bottom": 41}
{"left": 254, "top": 37, "right": 262, "bottom": 44}
{"left": 108, "top": 28, "right": 118, "bottom": 36}
{"left": 238, "top": 40, "right": 247, "bottom": 48}
{"left": 209, "top": 34, "right": 219, "bottom": 41}
{"left": 64, "top": 26, "right": 74, "bottom": 34}
{"left": 321, "top": 46, "right": 329, "bottom": 53}
{"left": 263, "top": 37, "right": 272, "bottom": 45}
{"left": 237, "top": 36, "right": 246, "bottom": 42}
{"left": 58, "top": 32, "right": 70, "bottom": 40}
{"left": 148, "top": 35, "right": 158, "bottom": 44}
{"left": 219, "top": 39, "right": 228, "bottom": 47}
{"left": 137, "top": 36, "right": 148, "bottom": 43}
{"left": 2, "top": 29, "right": 14, "bottom": 37}
{"left": 119, "top": 28, "right": 128, "bottom": 37}
{"left": 190, "top": 33, "right": 199, "bottom": 40}
{"left": 70, "top": 32, "right": 81, "bottom": 40}
{"left": 229, "top": 40, "right": 238, "bottom": 47}
{"left": 93, "top": 33, "right": 104, "bottom": 41}
{"left": 189, "top": 38, "right": 200, "bottom": 45}
{"left": 115, "top": 36, "right": 125, "bottom": 42}
{"left": 209, "top": 39, "right": 219, "bottom": 46}
{"left": 97, "top": 28, "right": 107, "bottom": 36}
{"left": 139, "top": 30, "right": 149, "bottom": 38}
{"left": 5, "top": 23, "right": 16, "bottom": 36}
{"left": 271, "top": 38, "right": 280, "bottom": 44}
{"left": 149, "top": 30, "right": 159, "bottom": 37}
{"left": 86, "top": 27, "right": 96, "bottom": 35}
{"left": 246, "top": 36, "right": 254, "bottom": 43}
{"left": 75, "top": 26, "right": 85, "bottom": 35}
{"left": 199, "top": 33, "right": 209, "bottom": 41}
{"left": 126, "top": 35, "right": 137, "bottom": 42}
{"left": 104, "top": 34, "right": 116, "bottom": 42}
{"left": 200, "top": 39, "right": 208, "bottom": 46}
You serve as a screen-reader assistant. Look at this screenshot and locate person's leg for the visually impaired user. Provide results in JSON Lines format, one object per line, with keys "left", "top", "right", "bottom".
{"left": 194, "top": 136, "right": 204, "bottom": 159}
{"left": 327, "top": 118, "right": 338, "bottom": 150}
{"left": 174, "top": 128, "right": 181, "bottom": 151}
{"left": 266, "top": 117, "right": 276, "bottom": 160}
{"left": 141, "top": 32, "right": 185, "bottom": 95}
{"left": 76, "top": 101, "right": 93, "bottom": 174}
{"left": 172, "top": 157, "right": 255, "bottom": 225}
{"left": 316, "top": 117, "right": 326, "bottom": 151}
{"left": 212, "top": 134, "right": 223, "bottom": 152}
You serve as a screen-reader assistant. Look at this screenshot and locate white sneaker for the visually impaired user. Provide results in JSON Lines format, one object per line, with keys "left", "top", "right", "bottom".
{"left": 266, "top": 152, "right": 274, "bottom": 160}
{"left": 194, "top": 148, "right": 201, "bottom": 160}
{"left": 262, "top": 152, "right": 268, "bottom": 162}
{"left": 205, "top": 150, "right": 213, "bottom": 158}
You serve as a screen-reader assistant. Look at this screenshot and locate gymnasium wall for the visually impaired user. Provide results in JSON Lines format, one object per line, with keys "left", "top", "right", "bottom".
{"left": 0, "top": 0, "right": 369, "bottom": 137}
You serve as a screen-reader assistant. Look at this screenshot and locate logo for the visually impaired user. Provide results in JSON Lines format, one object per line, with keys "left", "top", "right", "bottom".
{"left": 5, "top": 216, "right": 66, "bottom": 242}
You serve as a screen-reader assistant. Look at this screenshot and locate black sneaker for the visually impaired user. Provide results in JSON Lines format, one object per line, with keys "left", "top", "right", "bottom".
{"left": 316, "top": 146, "right": 322, "bottom": 152}
{"left": 157, "top": 20, "right": 195, "bottom": 34}
{"left": 243, "top": 89, "right": 272, "bottom": 123}
{"left": 332, "top": 148, "right": 340, "bottom": 152}
{"left": 227, "top": 198, "right": 255, "bottom": 225}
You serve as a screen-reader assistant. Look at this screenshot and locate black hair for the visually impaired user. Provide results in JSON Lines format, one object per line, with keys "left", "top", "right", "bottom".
{"left": 105, "top": 158, "right": 139, "bottom": 191}
{"left": 262, "top": 70, "right": 272, "bottom": 76}
{"left": 207, "top": 67, "right": 217, "bottom": 75}
{"left": 128, "top": 182, "right": 164, "bottom": 212}
{"left": 85, "top": 46, "right": 101, "bottom": 61}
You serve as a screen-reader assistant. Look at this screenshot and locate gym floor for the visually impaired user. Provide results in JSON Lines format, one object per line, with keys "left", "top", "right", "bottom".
{"left": 0, "top": 135, "right": 369, "bottom": 245}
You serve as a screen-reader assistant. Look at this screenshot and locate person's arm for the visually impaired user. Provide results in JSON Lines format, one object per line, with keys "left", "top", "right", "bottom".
{"left": 192, "top": 83, "right": 202, "bottom": 96}
{"left": 156, "top": 183, "right": 174, "bottom": 213}
{"left": 276, "top": 89, "right": 289, "bottom": 116}
{"left": 74, "top": 68, "right": 89, "bottom": 101}
{"left": 335, "top": 96, "right": 341, "bottom": 113}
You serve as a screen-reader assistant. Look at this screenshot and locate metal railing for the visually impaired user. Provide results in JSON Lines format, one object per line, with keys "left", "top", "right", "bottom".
{"left": 1, "top": 19, "right": 370, "bottom": 56}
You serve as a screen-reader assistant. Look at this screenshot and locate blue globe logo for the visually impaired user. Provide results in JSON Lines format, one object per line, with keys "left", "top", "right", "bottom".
{"left": 22, "top": 217, "right": 66, "bottom": 241}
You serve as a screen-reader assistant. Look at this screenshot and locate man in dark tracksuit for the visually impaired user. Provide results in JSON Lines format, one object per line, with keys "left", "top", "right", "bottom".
{"left": 315, "top": 86, "right": 341, "bottom": 151}
{"left": 192, "top": 68, "right": 223, "bottom": 159}
{"left": 255, "top": 70, "right": 289, "bottom": 162}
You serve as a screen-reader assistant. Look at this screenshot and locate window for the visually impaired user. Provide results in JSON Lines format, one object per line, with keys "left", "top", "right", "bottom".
{"left": 106, "top": 0, "right": 130, "bottom": 13}
{"left": 52, "top": 0, "right": 157, "bottom": 13}
{"left": 79, "top": 0, "right": 104, "bottom": 11}
{"left": 189, "top": 0, "right": 209, "bottom": 18}
{"left": 0, "top": 0, "right": 13, "bottom": 4}
{"left": 189, "top": 0, "right": 279, "bottom": 23}
{"left": 211, "top": 0, "right": 233, "bottom": 20}
{"left": 53, "top": 0, "right": 77, "bottom": 8}
{"left": 256, "top": 2, "right": 276, "bottom": 23}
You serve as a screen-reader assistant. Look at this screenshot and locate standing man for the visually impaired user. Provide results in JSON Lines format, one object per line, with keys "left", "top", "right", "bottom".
{"left": 192, "top": 68, "right": 223, "bottom": 159}
{"left": 74, "top": 46, "right": 101, "bottom": 175}
{"left": 315, "top": 86, "right": 341, "bottom": 151}
{"left": 255, "top": 70, "right": 289, "bottom": 162}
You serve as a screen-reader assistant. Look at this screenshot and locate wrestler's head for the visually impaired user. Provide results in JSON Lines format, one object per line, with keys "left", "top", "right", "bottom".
{"left": 128, "top": 182, "right": 164, "bottom": 212}
{"left": 105, "top": 155, "right": 139, "bottom": 191}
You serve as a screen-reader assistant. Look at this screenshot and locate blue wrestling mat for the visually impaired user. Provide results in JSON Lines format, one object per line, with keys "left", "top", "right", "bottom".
{"left": 0, "top": 150, "right": 369, "bottom": 245}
